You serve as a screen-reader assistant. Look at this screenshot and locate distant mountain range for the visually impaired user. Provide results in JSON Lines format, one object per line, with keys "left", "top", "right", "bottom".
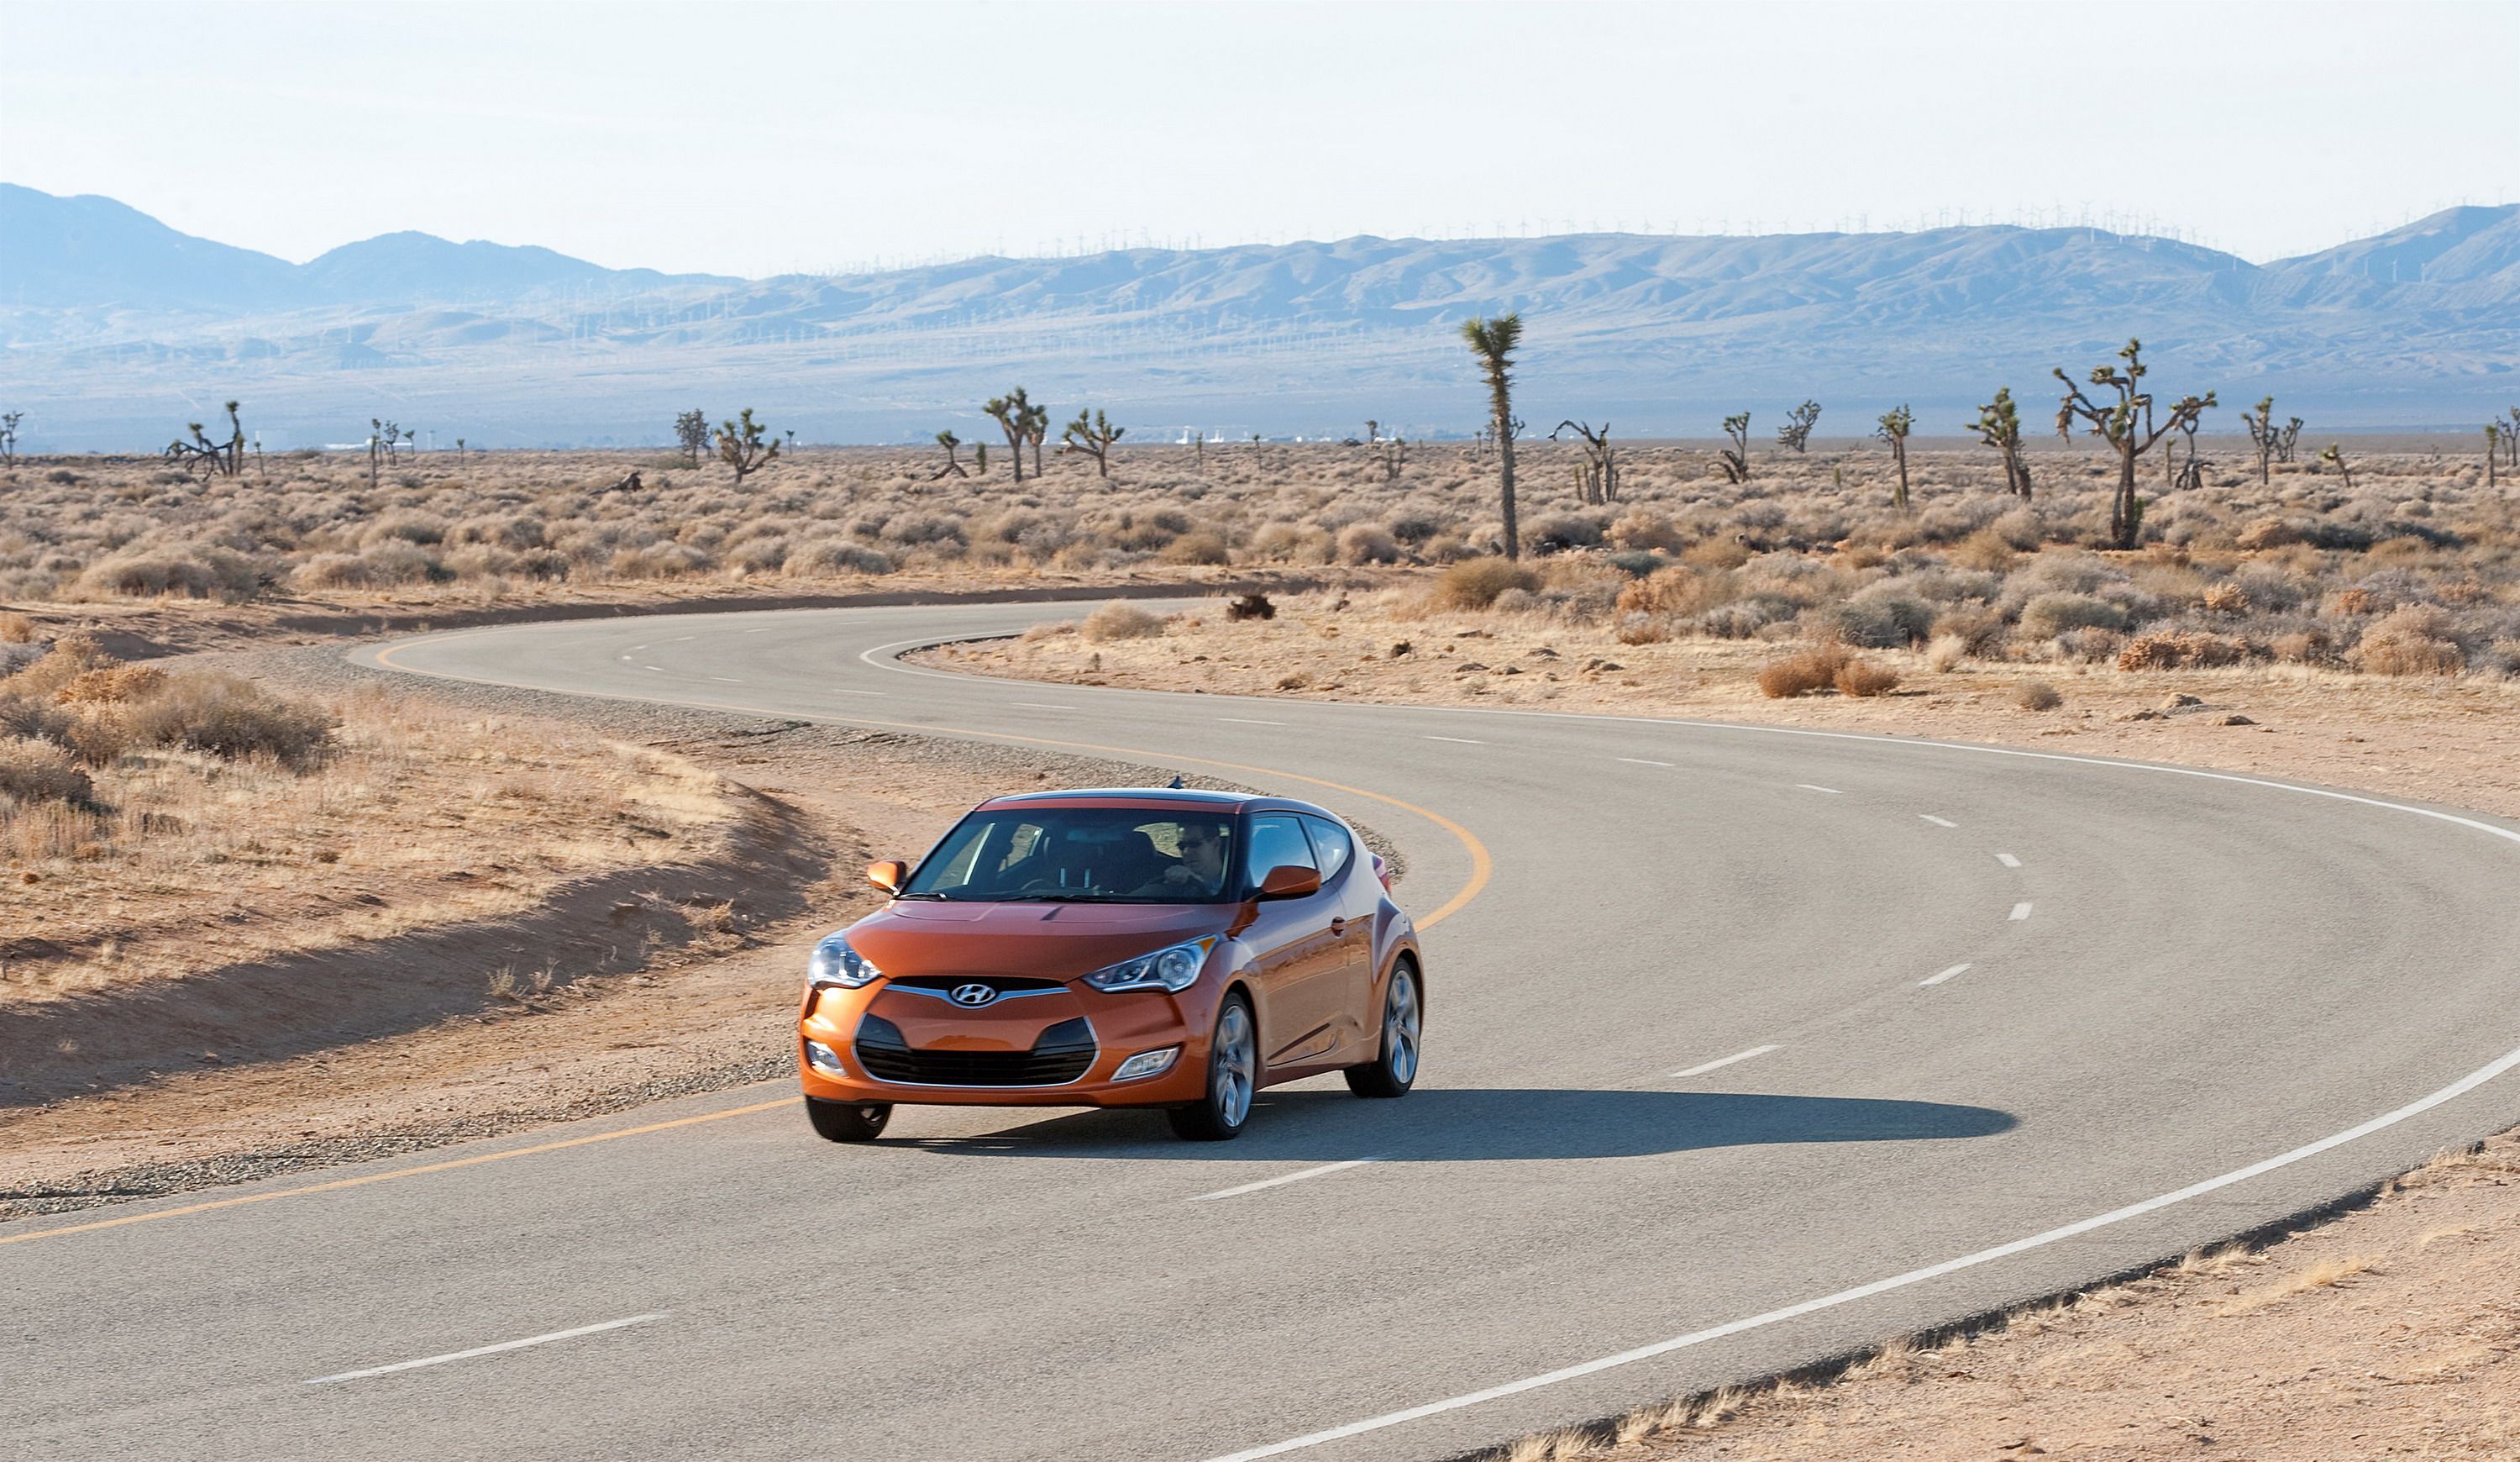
{"left": 3, "top": 182, "right": 2513, "bottom": 449}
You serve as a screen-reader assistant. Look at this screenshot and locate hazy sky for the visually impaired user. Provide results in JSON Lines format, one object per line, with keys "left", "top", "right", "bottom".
{"left": 4, "top": 0, "right": 2513, "bottom": 277}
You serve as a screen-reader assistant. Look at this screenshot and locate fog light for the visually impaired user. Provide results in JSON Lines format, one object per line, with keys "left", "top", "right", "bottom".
{"left": 1111, "top": 1045, "right": 1181, "bottom": 1081}
{"left": 804, "top": 1039, "right": 846, "bottom": 1075}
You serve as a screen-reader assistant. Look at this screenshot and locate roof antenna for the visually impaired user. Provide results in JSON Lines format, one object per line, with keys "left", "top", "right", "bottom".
{"left": 1167, "top": 775, "right": 1186, "bottom": 789}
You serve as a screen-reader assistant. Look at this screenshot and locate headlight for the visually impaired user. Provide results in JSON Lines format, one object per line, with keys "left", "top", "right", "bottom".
{"left": 806, "top": 935, "right": 883, "bottom": 991}
{"left": 1080, "top": 936, "right": 1217, "bottom": 994}
{"left": 803, "top": 1039, "right": 847, "bottom": 1074}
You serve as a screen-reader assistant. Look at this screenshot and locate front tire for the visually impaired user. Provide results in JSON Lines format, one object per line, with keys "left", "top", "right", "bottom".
{"left": 1344, "top": 961, "right": 1421, "bottom": 1098}
{"left": 805, "top": 1096, "right": 893, "bottom": 1143}
{"left": 1168, "top": 992, "right": 1257, "bottom": 1141}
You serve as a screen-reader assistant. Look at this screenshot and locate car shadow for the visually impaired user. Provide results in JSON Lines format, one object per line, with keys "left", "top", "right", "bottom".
{"left": 895, "top": 1087, "right": 2017, "bottom": 1162}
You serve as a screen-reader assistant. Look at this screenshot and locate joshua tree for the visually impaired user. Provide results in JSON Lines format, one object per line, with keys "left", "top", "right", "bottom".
{"left": 1461, "top": 313, "right": 1525, "bottom": 559}
{"left": 2505, "top": 408, "right": 2519, "bottom": 468}
{"left": 2318, "top": 441, "right": 2355, "bottom": 489}
{"left": 983, "top": 388, "right": 1033, "bottom": 483}
{"left": 2053, "top": 338, "right": 2215, "bottom": 550}
{"left": 2241, "top": 397, "right": 2283, "bottom": 485}
{"left": 1060, "top": 408, "right": 1124, "bottom": 477}
{"left": 1718, "top": 411, "right": 1752, "bottom": 483}
{"left": 975, "top": 442, "right": 989, "bottom": 474}
{"left": 1777, "top": 399, "right": 1822, "bottom": 454}
{"left": 713, "top": 407, "right": 780, "bottom": 487}
{"left": 931, "top": 429, "right": 969, "bottom": 480}
{"left": 1876, "top": 405, "right": 1914, "bottom": 510}
{"left": 1970, "top": 387, "right": 2033, "bottom": 498}
{"left": 368, "top": 418, "right": 384, "bottom": 486}
{"left": 1379, "top": 434, "right": 1408, "bottom": 483}
{"left": 2488, "top": 423, "right": 2502, "bottom": 489}
{"left": 1550, "top": 419, "right": 1618, "bottom": 504}
{"left": 2, "top": 409, "right": 24, "bottom": 466}
{"left": 1023, "top": 400, "right": 1049, "bottom": 476}
{"left": 2276, "top": 413, "right": 2304, "bottom": 464}
{"left": 2174, "top": 413, "right": 2208, "bottom": 491}
{"left": 675, "top": 409, "right": 709, "bottom": 465}
{"left": 1365, "top": 418, "right": 1380, "bottom": 443}
{"left": 454, "top": 438, "right": 466, "bottom": 460}
{"left": 165, "top": 401, "right": 246, "bottom": 483}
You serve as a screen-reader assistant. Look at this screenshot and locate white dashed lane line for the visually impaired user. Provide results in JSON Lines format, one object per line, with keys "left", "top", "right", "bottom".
{"left": 1012, "top": 702, "right": 1076, "bottom": 711}
{"left": 1219, "top": 718, "right": 1285, "bottom": 726}
{"left": 1618, "top": 757, "right": 1674, "bottom": 767}
{"left": 304, "top": 1312, "right": 668, "bottom": 1385}
{"left": 1796, "top": 784, "right": 1844, "bottom": 795}
{"left": 1995, "top": 853, "right": 2023, "bottom": 868}
{"left": 1190, "top": 1160, "right": 1385, "bottom": 1202}
{"left": 2009, "top": 902, "right": 2034, "bottom": 921}
{"left": 1425, "top": 735, "right": 1486, "bottom": 744}
{"left": 1667, "top": 1044, "right": 1779, "bottom": 1080}
{"left": 1919, "top": 814, "right": 1957, "bottom": 828}
{"left": 1920, "top": 963, "right": 1972, "bottom": 987}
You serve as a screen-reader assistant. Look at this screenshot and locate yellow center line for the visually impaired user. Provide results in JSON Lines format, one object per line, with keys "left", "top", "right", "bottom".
{"left": 3, "top": 627, "right": 1491, "bottom": 1249}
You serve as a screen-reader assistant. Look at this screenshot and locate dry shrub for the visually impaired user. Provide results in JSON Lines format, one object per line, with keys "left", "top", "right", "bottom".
{"left": 1160, "top": 532, "right": 1230, "bottom": 565}
{"left": 1834, "top": 659, "right": 1900, "bottom": 697}
{"left": 2352, "top": 604, "right": 2466, "bottom": 676}
{"left": 2014, "top": 679, "right": 2062, "bottom": 711}
{"left": 2118, "top": 631, "right": 2248, "bottom": 671}
{"left": 1225, "top": 592, "right": 1275, "bottom": 622}
{"left": 0, "top": 736, "right": 97, "bottom": 806}
{"left": 2323, "top": 586, "right": 2377, "bottom": 616}
{"left": 2201, "top": 581, "right": 2250, "bottom": 614}
{"left": 1613, "top": 613, "right": 1667, "bottom": 646}
{"left": 1019, "top": 620, "right": 1076, "bottom": 643}
{"left": 0, "top": 613, "right": 34, "bottom": 644}
{"left": 1431, "top": 557, "right": 1541, "bottom": 611}
{"left": 1924, "top": 634, "right": 1968, "bottom": 672}
{"left": 1335, "top": 523, "right": 1402, "bottom": 565}
{"left": 55, "top": 664, "right": 168, "bottom": 705}
{"left": 1756, "top": 644, "right": 1852, "bottom": 698}
{"left": 1605, "top": 508, "right": 1684, "bottom": 554}
{"left": 1082, "top": 602, "right": 1164, "bottom": 641}
{"left": 2019, "top": 592, "right": 2129, "bottom": 639}
{"left": 120, "top": 671, "right": 335, "bottom": 768}
{"left": 786, "top": 540, "right": 894, "bottom": 576}
{"left": 74, "top": 544, "right": 264, "bottom": 602}
{"left": 2272, "top": 628, "right": 2335, "bottom": 665}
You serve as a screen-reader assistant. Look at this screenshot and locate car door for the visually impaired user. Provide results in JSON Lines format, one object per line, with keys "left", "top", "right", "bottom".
{"left": 1236, "top": 813, "right": 1344, "bottom": 1068}
{"left": 1301, "top": 814, "right": 1376, "bottom": 1054}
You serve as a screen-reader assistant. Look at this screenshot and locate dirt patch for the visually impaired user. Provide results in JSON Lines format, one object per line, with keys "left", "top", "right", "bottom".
{"left": 925, "top": 588, "right": 2520, "bottom": 822}
{"left": 1477, "top": 1131, "right": 2520, "bottom": 1462}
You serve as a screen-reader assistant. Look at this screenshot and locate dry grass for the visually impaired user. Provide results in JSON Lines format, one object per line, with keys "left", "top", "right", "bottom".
{"left": 1, "top": 639, "right": 743, "bottom": 1005}
{"left": 1081, "top": 601, "right": 1165, "bottom": 641}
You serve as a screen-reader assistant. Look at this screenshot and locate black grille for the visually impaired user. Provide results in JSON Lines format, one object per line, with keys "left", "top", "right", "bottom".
{"left": 854, "top": 1014, "right": 1096, "bottom": 1086}
{"left": 886, "top": 976, "right": 1067, "bottom": 997}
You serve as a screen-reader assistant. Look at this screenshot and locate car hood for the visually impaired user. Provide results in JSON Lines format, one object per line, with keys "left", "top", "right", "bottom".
{"left": 844, "top": 901, "right": 1231, "bottom": 981}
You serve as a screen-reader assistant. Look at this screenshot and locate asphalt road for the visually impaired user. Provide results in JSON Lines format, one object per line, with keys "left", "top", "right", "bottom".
{"left": 8, "top": 600, "right": 2520, "bottom": 1462}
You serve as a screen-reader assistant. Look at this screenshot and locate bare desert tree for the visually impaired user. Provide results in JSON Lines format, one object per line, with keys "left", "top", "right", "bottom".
{"left": 2276, "top": 413, "right": 2305, "bottom": 464}
{"left": 2174, "top": 413, "right": 2208, "bottom": 491}
{"left": 1551, "top": 419, "right": 1618, "bottom": 504}
{"left": 165, "top": 400, "right": 246, "bottom": 484}
{"left": 713, "top": 407, "right": 781, "bottom": 487}
{"left": 2053, "top": 338, "right": 2215, "bottom": 550}
{"left": 1461, "top": 313, "right": 1525, "bottom": 558}
{"left": 2505, "top": 408, "right": 2519, "bottom": 468}
{"left": 2489, "top": 422, "right": 2502, "bottom": 490}
{"left": 0, "top": 410, "right": 21, "bottom": 466}
{"left": 931, "top": 429, "right": 969, "bottom": 480}
{"left": 984, "top": 388, "right": 1032, "bottom": 484}
{"left": 1970, "top": 387, "right": 2033, "bottom": 498}
{"left": 1876, "top": 404, "right": 1914, "bottom": 510}
{"left": 675, "top": 409, "right": 710, "bottom": 466}
{"left": 1718, "top": 411, "right": 1752, "bottom": 483}
{"left": 1378, "top": 434, "right": 1408, "bottom": 483}
{"left": 1777, "top": 399, "right": 1822, "bottom": 454}
{"left": 1023, "top": 400, "right": 1050, "bottom": 477}
{"left": 1060, "top": 408, "right": 1124, "bottom": 477}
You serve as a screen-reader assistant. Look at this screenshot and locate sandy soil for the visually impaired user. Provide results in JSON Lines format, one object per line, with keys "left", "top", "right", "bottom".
{"left": 928, "top": 588, "right": 2520, "bottom": 821}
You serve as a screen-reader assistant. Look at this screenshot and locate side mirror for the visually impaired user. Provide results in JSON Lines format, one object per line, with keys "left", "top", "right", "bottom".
{"left": 867, "top": 860, "right": 909, "bottom": 895}
{"left": 1255, "top": 864, "right": 1322, "bottom": 901}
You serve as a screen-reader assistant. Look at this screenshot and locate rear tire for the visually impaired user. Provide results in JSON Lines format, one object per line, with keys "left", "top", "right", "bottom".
{"left": 1168, "top": 992, "right": 1257, "bottom": 1141}
{"left": 1344, "top": 961, "right": 1420, "bottom": 1098}
{"left": 805, "top": 1096, "right": 893, "bottom": 1143}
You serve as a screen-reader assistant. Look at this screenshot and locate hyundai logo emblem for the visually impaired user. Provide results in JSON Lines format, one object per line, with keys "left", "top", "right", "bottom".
{"left": 948, "top": 983, "right": 999, "bottom": 1007}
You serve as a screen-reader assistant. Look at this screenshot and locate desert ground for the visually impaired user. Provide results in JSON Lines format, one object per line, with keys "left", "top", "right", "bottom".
{"left": 5, "top": 435, "right": 2517, "bottom": 1455}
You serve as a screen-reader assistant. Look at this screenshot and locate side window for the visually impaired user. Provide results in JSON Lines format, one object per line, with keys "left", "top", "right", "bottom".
{"left": 1300, "top": 816, "right": 1354, "bottom": 882}
{"left": 1242, "top": 813, "right": 1317, "bottom": 889}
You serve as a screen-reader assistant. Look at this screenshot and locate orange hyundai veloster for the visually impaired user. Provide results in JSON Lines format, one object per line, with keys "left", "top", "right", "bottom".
{"left": 795, "top": 788, "right": 1423, "bottom": 1142}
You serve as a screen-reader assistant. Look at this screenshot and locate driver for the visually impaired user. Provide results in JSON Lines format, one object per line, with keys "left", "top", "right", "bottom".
{"left": 1132, "top": 822, "right": 1228, "bottom": 898}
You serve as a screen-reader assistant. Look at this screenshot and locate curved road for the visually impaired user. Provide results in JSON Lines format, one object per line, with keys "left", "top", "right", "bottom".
{"left": 8, "top": 600, "right": 2520, "bottom": 1462}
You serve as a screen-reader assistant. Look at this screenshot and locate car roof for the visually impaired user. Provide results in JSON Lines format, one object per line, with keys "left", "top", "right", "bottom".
{"left": 974, "top": 787, "right": 1331, "bottom": 818}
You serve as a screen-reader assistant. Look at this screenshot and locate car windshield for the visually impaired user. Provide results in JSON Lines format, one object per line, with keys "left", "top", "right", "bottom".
{"left": 902, "top": 808, "right": 1239, "bottom": 903}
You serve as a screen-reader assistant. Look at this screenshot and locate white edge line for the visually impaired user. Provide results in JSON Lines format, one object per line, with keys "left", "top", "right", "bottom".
{"left": 1919, "top": 963, "right": 1972, "bottom": 987}
{"left": 1219, "top": 718, "right": 1287, "bottom": 725}
{"left": 1618, "top": 757, "right": 1675, "bottom": 767}
{"left": 2009, "top": 902, "right": 2034, "bottom": 921}
{"left": 1189, "top": 1159, "right": 1383, "bottom": 1202}
{"left": 1795, "top": 783, "right": 1843, "bottom": 795}
{"left": 1425, "top": 735, "right": 1486, "bottom": 744}
{"left": 1013, "top": 702, "right": 1077, "bottom": 711}
{"left": 1201, "top": 1042, "right": 2520, "bottom": 1462}
{"left": 1667, "top": 1044, "right": 1778, "bottom": 1080}
{"left": 1919, "top": 814, "right": 1958, "bottom": 828}
{"left": 1995, "top": 852, "right": 2023, "bottom": 868}
{"left": 304, "top": 1312, "right": 668, "bottom": 1385}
